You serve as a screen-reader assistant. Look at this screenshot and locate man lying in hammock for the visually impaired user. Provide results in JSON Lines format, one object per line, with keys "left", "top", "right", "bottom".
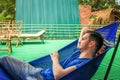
{"left": 0, "top": 27, "right": 104, "bottom": 80}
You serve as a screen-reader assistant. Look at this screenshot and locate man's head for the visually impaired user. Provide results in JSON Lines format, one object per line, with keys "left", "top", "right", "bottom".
{"left": 78, "top": 30, "right": 104, "bottom": 54}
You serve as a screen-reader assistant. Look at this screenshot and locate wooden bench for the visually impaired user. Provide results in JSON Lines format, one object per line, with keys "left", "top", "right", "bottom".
{"left": 20, "top": 30, "right": 46, "bottom": 44}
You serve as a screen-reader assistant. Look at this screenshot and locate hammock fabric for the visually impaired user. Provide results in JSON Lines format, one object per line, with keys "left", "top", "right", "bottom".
{"left": 0, "top": 22, "right": 119, "bottom": 80}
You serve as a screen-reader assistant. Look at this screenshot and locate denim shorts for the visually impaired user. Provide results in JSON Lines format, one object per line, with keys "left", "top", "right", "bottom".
{"left": 0, "top": 56, "right": 44, "bottom": 80}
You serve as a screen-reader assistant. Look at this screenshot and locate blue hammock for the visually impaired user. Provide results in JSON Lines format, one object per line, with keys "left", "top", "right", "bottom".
{"left": 0, "top": 22, "right": 119, "bottom": 80}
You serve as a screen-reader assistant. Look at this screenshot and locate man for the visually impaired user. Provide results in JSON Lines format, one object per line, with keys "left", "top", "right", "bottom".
{"left": 0, "top": 27, "right": 104, "bottom": 80}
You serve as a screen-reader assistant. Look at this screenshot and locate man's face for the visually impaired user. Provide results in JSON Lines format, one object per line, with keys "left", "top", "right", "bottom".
{"left": 77, "top": 33, "right": 90, "bottom": 52}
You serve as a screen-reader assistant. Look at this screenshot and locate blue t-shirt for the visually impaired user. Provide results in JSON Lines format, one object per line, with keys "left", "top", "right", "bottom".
{"left": 40, "top": 49, "right": 91, "bottom": 80}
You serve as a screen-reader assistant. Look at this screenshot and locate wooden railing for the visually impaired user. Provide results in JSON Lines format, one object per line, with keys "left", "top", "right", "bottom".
{"left": 0, "top": 20, "right": 23, "bottom": 54}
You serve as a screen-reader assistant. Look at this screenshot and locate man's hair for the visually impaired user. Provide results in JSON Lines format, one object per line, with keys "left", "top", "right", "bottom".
{"left": 85, "top": 31, "right": 104, "bottom": 53}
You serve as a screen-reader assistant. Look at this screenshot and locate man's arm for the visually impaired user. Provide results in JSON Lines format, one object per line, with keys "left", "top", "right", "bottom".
{"left": 50, "top": 51, "right": 76, "bottom": 80}
{"left": 79, "top": 27, "right": 90, "bottom": 40}
{"left": 77, "top": 27, "right": 90, "bottom": 47}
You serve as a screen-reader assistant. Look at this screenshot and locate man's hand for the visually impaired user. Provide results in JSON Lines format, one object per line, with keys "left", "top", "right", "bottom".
{"left": 96, "top": 45, "right": 106, "bottom": 56}
{"left": 50, "top": 51, "right": 59, "bottom": 62}
{"left": 80, "top": 27, "right": 89, "bottom": 38}
{"left": 50, "top": 51, "right": 76, "bottom": 80}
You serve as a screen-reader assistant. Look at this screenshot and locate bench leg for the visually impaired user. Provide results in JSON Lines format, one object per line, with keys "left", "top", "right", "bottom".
{"left": 40, "top": 35, "right": 44, "bottom": 44}
{"left": 6, "top": 40, "right": 12, "bottom": 55}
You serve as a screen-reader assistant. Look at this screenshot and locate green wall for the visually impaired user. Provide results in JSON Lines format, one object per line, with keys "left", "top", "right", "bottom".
{"left": 16, "top": 0, "right": 80, "bottom": 24}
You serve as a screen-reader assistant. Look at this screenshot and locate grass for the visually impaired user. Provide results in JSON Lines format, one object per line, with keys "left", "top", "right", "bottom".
{"left": 0, "top": 40, "right": 75, "bottom": 62}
